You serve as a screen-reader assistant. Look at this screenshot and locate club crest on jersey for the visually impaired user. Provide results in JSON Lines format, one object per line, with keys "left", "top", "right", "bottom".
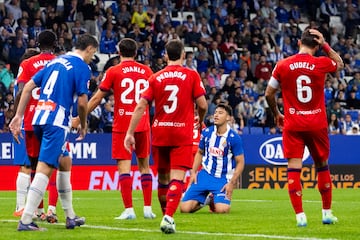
{"left": 289, "top": 108, "right": 295, "bottom": 114}
{"left": 119, "top": 109, "right": 124, "bottom": 116}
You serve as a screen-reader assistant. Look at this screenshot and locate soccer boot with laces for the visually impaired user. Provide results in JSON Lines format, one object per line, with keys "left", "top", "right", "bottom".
{"left": 114, "top": 208, "right": 136, "bottom": 220}
{"left": 296, "top": 213, "right": 307, "bottom": 227}
{"left": 322, "top": 211, "right": 338, "bottom": 224}
{"left": 160, "top": 215, "right": 176, "bottom": 234}
{"left": 17, "top": 221, "right": 47, "bottom": 231}
{"left": 143, "top": 206, "right": 156, "bottom": 219}
{"left": 66, "top": 216, "right": 85, "bottom": 229}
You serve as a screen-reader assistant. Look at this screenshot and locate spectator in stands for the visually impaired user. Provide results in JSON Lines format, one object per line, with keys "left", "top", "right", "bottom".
{"left": 320, "top": 0, "right": 339, "bottom": 24}
{"left": 208, "top": 41, "right": 224, "bottom": 69}
{"left": 341, "top": 113, "right": 355, "bottom": 134}
{"left": 289, "top": 3, "right": 302, "bottom": 24}
{"left": 7, "top": 37, "right": 24, "bottom": 76}
{"left": 227, "top": 86, "right": 242, "bottom": 114}
{"left": 99, "top": 29, "right": 118, "bottom": 54}
{"left": 5, "top": 0, "right": 21, "bottom": 22}
{"left": 347, "top": 124, "right": 360, "bottom": 135}
{"left": 275, "top": 1, "right": 289, "bottom": 23}
{"left": 117, "top": 3, "right": 131, "bottom": 29}
{"left": 131, "top": 4, "right": 150, "bottom": 31}
{"left": 237, "top": 93, "right": 254, "bottom": 126}
{"left": 328, "top": 113, "right": 341, "bottom": 135}
{"left": 207, "top": 66, "right": 221, "bottom": 90}
{"left": 255, "top": 55, "right": 272, "bottom": 82}
{"left": 346, "top": 90, "right": 360, "bottom": 109}
{"left": 223, "top": 53, "right": 240, "bottom": 74}
{"left": 101, "top": 94, "right": 114, "bottom": 133}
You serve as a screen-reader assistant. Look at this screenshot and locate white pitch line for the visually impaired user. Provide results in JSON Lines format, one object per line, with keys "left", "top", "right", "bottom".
{"left": 1, "top": 219, "right": 337, "bottom": 240}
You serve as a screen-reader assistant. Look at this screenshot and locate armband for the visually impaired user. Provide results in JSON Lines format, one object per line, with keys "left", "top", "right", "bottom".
{"left": 322, "top": 42, "right": 331, "bottom": 54}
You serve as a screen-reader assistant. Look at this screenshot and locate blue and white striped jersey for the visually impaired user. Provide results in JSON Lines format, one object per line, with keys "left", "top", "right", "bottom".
{"left": 199, "top": 125, "right": 244, "bottom": 181}
{"left": 31, "top": 52, "right": 90, "bottom": 129}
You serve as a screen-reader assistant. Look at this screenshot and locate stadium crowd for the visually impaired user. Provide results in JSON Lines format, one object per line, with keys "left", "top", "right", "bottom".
{"left": 0, "top": 0, "right": 359, "bottom": 135}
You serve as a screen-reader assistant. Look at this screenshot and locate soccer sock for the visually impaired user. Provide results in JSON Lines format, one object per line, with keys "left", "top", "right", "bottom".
{"left": 287, "top": 168, "right": 303, "bottom": 214}
{"left": 158, "top": 182, "right": 169, "bottom": 215}
{"left": 317, "top": 165, "right": 332, "bottom": 210}
{"left": 165, "top": 180, "right": 184, "bottom": 217}
{"left": 15, "top": 172, "right": 30, "bottom": 211}
{"left": 48, "top": 169, "right": 58, "bottom": 208}
{"left": 57, "top": 171, "right": 75, "bottom": 219}
{"left": 119, "top": 174, "right": 133, "bottom": 208}
{"left": 21, "top": 173, "right": 49, "bottom": 224}
{"left": 141, "top": 174, "right": 153, "bottom": 207}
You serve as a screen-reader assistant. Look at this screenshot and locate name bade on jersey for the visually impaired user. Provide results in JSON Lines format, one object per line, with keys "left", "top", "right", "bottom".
{"left": 289, "top": 62, "right": 315, "bottom": 71}
{"left": 47, "top": 58, "right": 73, "bottom": 70}
{"left": 33, "top": 60, "right": 52, "bottom": 69}
{"left": 122, "top": 66, "right": 145, "bottom": 74}
{"left": 156, "top": 71, "right": 187, "bottom": 82}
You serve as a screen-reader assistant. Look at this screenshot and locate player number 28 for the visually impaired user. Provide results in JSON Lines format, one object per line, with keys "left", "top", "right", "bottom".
{"left": 296, "top": 75, "right": 312, "bottom": 103}
{"left": 121, "top": 78, "right": 148, "bottom": 104}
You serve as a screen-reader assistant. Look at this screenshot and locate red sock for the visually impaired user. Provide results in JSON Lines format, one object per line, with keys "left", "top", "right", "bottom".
{"left": 158, "top": 182, "right": 168, "bottom": 215}
{"left": 119, "top": 174, "right": 133, "bottom": 208}
{"left": 287, "top": 168, "right": 303, "bottom": 214}
{"left": 48, "top": 169, "right": 58, "bottom": 207}
{"left": 317, "top": 166, "right": 332, "bottom": 209}
{"left": 141, "top": 174, "right": 153, "bottom": 206}
{"left": 165, "top": 180, "right": 183, "bottom": 217}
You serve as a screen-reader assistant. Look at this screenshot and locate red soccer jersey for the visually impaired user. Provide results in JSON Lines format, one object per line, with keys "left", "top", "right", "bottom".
{"left": 99, "top": 60, "right": 153, "bottom": 133}
{"left": 17, "top": 53, "right": 56, "bottom": 130}
{"left": 271, "top": 53, "right": 337, "bottom": 131}
{"left": 141, "top": 65, "right": 206, "bottom": 146}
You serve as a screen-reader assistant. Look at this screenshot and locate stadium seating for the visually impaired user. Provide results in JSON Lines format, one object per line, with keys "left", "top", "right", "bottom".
{"left": 241, "top": 127, "right": 250, "bottom": 135}
{"left": 250, "top": 127, "right": 264, "bottom": 135}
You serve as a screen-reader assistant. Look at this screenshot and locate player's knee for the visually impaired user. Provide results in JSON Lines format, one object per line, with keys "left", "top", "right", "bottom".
{"left": 214, "top": 204, "right": 230, "bottom": 214}
{"left": 179, "top": 201, "right": 195, "bottom": 213}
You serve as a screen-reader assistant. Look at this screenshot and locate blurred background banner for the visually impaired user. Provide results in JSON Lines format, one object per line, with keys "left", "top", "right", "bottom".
{"left": 1, "top": 133, "right": 359, "bottom": 190}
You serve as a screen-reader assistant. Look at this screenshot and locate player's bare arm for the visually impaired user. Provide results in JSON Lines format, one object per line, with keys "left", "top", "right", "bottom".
{"left": 222, "top": 154, "right": 245, "bottom": 200}
{"left": 189, "top": 149, "right": 204, "bottom": 186}
{"left": 76, "top": 94, "right": 88, "bottom": 141}
{"left": 9, "top": 80, "right": 37, "bottom": 143}
{"left": 265, "top": 86, "right": 284, "bottom": 128}
{"left": 124, "top": 98, "right": 148, "bottom": 152}
{"left": 195, "top": 96, "right": 208, "bottom": 127}
{"left": 309, "top": 29, "right": 344, "bottom": 71}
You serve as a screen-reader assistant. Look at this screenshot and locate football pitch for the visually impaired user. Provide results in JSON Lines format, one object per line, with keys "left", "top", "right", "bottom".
{"left": 0, "top": 189, "right": 359, "bottom": 240}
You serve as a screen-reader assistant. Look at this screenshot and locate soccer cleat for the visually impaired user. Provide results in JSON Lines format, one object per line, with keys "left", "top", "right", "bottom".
{"left": 17, "top": 221, "right": 47, "bottom": 231}
{"left": 204, "top": 193, "right": 215, "bottom": 213}
{"left": 13, "top": 208, "right": 24, "bottom": 217}
{"left": 296, "top": 213, "right": 307, "bottom": 227}
{"left": 144, "top": 211, "right": 156, "bottom": 219}
{"left": 143, "top": 206, "right": 156, "bottom": 219}
{"left": 46, "top": 210, "right": 58, "bottom": 224}
{"left": 322, "top": 212, "right": 338, "bottom": 224}
{"left": 66, "top": 216, "right": 85, "bottom": 229}
{"left": 160, "top": 215, "right": 176, "bottom": 234}
{"left": 114, "top": 209, "right": 136, "bottom": 220}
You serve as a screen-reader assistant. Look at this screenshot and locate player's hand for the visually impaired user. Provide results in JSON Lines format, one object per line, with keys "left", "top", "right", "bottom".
{"left": 309, "top": 29, "right": 325, "bottom": 46}
{"left": 76, "top": 123, "right": 87, "bottom": 141}
{"left": 275, "top": 113, "right": 284, "bottom": 129}
{"left": 71, "top": 116, "right": 81, "bottom": 132}
{"left": 9, "top": 115, "right": 23, "bottom": 144}
{"left": 221, "top": 183, "right": 234, "bottom": 201}
{"left": 124, "top": 133, "right": 135, "bottom": 153}
{"left": 188, "top": 170, "right": 197, "bottom": 186}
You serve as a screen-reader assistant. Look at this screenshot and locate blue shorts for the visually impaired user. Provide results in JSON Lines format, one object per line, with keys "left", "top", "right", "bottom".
{"left": 13, "top": 130, "right": 31, "bottom": 167}
{"left": 33, "top": 125, "right": 69, "bottom": 169}
{"left": 182, "top": 169, "right": 230, "bottom": 205}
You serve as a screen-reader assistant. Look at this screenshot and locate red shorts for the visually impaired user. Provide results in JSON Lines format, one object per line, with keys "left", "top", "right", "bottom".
{"left": 25, "top": 131, "right": 40, "bottom": 158}
{"left": 282, "top": 128, "right": 329, "bottom": 162}
{"left": 152, "top": 145, "right": 193, "bottom": 174}
{"left": 112, "top": 131, "right": 150, "bottom": 160}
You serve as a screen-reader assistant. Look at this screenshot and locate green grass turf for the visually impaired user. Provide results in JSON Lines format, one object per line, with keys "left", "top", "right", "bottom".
{"left": 0, "top": 189, "right": 359, "bottom": 240}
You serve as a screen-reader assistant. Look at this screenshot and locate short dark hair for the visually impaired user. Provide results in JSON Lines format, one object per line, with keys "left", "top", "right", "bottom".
{"left": 118, "top": 38, "right": 137, "bottom": 57}
{"left": 74, "top": 34, "right": 99, "bottom": 50}
{"left": 165, "top": 39, "right": 184, "bottom": 61}
{"left": 216, "top": 103, "right": 233, "bottom": 116}
{"left": 300, "top": 29, "right": 320, "bottom": 49}
{"left": 37, "top": 30, "right": 57, "bottom": 50}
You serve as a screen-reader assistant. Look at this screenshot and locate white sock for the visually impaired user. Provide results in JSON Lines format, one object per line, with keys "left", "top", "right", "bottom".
{"left": 21, "top": 173, "right": 49, "bottom": 224}
{"left": 57, "top": 171, "right": 75, "bottom": 219}
{"left": 15, "top": 172, "right": 30, "bottom": 211}
{"left": 143, "top": 206, "right": 152, "bottom": 212}
{"left": 322, "top": 209, "right": 332, "bottom": 217}
{"left": 48, "top": 205, "right": 57, "bottom": 214}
